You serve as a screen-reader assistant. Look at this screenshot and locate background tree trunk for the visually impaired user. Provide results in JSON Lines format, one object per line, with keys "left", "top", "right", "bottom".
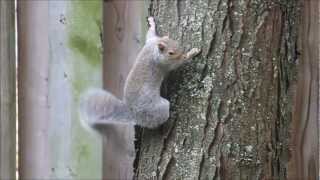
{"left": 102, "top": 1, "right": 147, "bottom": 179}
{"left": 288, "top": 0, "right": 319, "bottom": 179}
{"left": 135, "top": 0, "right": 307, "bottom": 179}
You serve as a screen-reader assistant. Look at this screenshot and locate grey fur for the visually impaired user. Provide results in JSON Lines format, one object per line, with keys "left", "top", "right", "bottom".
{"left": 82, "top": 17, "right": 200, "bottom": 128}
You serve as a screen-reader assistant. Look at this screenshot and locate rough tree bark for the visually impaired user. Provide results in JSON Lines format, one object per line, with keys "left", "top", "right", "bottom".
{"left": 135, "top": 0, "right": 303, "bottom": 179}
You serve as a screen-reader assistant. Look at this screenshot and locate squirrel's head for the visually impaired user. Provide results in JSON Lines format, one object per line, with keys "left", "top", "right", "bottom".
{"left": 155, "top": 36, "right": 184, "bottom": 68}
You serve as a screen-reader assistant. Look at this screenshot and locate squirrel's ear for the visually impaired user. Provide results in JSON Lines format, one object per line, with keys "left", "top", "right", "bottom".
{"left": 158, "top": 42, "right": 166, "bottom": 52}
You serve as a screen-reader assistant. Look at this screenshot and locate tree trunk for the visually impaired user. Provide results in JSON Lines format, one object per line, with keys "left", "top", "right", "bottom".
{"left": 135, "top": 0, "right": 303, "bottom": 179}
{"left": 288, "top": 0, "right": 319, "bottom": 179}
{"left": 102, "top": 1, "right": 147, "bottom": 179}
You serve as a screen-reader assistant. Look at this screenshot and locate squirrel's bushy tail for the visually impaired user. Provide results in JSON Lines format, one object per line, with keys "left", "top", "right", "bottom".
{"left": 80, "top": 89, "right": 134, "bottom": 129}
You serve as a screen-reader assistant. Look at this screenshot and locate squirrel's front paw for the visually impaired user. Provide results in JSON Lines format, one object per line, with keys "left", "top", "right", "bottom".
{"left": 188, "top": 48, "right": 202, "bottom": 57}
{"left": 148, "top": 17, "right": 155, "bottom": 27}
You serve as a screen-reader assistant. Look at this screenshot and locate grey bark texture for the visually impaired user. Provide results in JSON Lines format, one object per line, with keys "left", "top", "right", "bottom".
{"left": 0, "top": 1, "right": 16, "bottom": 179}
{"left": 135, "top": 0, "right": 305, "bottom": 179}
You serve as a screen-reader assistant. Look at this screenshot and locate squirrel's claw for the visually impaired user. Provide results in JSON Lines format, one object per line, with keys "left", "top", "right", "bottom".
{"left": 185, "top": 48, "right": 201, "bottom": 59}
{"left": 148, "top": 17, "right": 156, "bottom": 28}
{"left": 189, "top": 48, "right": 201, "bottom": 56}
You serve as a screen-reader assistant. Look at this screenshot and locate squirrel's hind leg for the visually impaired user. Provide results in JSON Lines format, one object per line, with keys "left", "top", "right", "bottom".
{"left": 135, "top": 98, "right": 170, "bottom": 128}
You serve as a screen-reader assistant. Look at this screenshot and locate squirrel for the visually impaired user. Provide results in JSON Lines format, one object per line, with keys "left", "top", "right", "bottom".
{"left": 81, "top": 17, "right": 201, "bottom": 129}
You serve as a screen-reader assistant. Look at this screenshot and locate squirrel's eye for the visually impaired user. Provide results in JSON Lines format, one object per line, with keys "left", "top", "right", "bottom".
{"left": 168, "top": 51, "right": 175, "bottom": 55}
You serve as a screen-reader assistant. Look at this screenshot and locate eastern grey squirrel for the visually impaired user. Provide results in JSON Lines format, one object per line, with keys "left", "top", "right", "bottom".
{"left": 81, "top": 17, "right": 201, "bottom": 129}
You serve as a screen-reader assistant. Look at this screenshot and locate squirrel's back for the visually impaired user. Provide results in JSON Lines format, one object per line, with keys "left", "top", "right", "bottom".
{"left": 124, "top": 39, "right": 165, "bottom": 105}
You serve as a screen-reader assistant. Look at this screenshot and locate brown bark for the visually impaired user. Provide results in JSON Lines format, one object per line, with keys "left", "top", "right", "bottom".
{"left": 103, "top": 1, "right": 147, "bottom": 179}
{"left": 288, "top": 0, "right": 319, "bottom": 179}
{"left": 135, "top": 0, "right": 304, "bottom": 179}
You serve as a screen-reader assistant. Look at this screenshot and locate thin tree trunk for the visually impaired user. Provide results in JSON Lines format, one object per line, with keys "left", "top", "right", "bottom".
{"left": 288, "top": 0, "right": 319, "bottom": 179}
{"left": 135, "top": 0, "right": 302, "bottom": 179}
{"left": 103, "top": 1, "right": 147, "bottom": 179}
{"left": 0, "top": 1, "right": 16, "bottom": 179}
